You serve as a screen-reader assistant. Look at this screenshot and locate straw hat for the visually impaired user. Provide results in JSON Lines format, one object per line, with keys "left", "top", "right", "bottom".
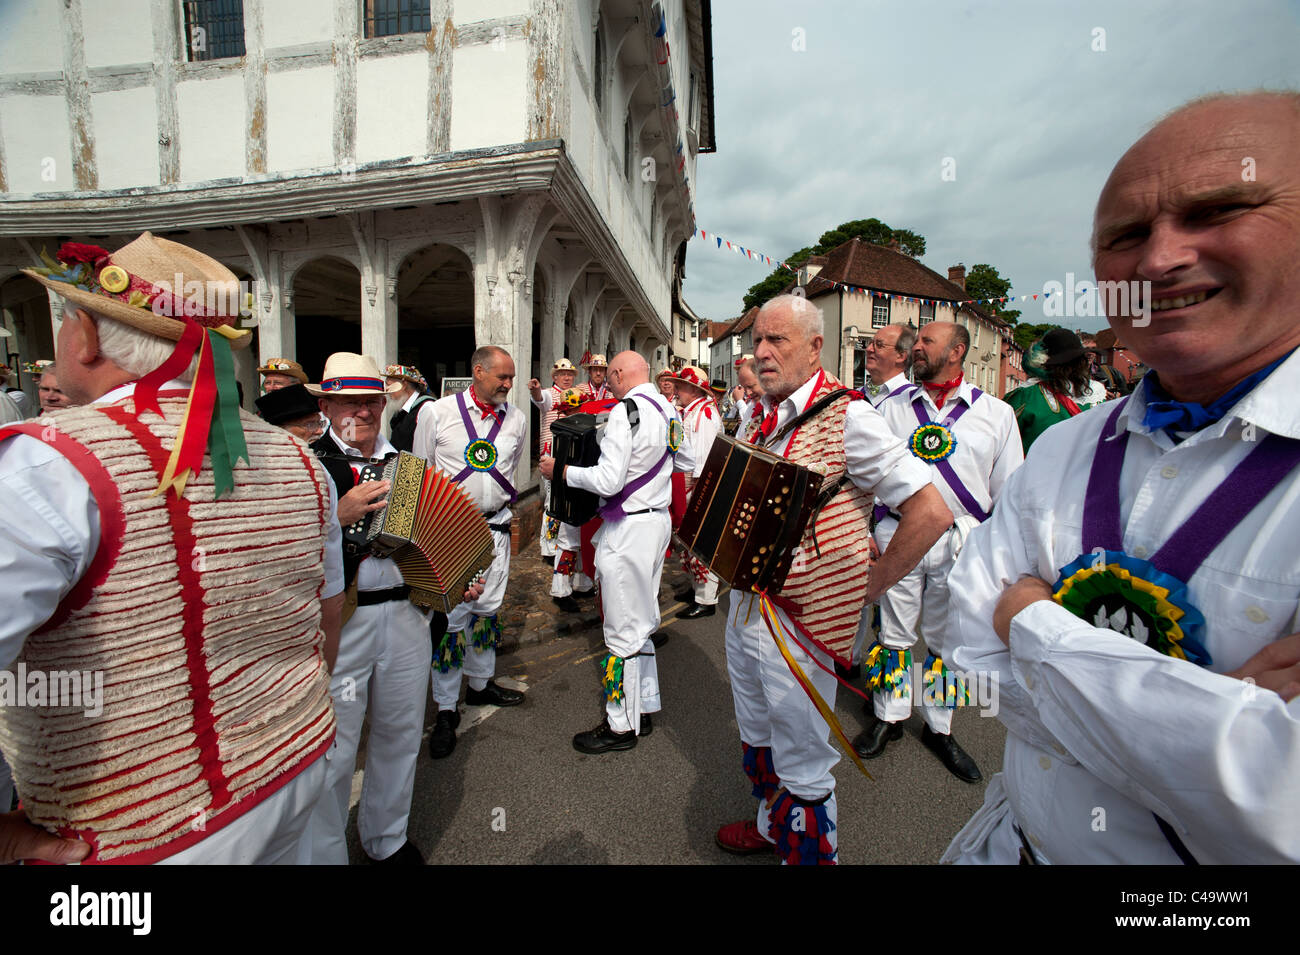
{"left": 675, "top": 365, "right": 709, "bottom": 391}
{"left": 655, "top": 368, "right": 675, "bottom": 381}
{"left": 258, "top": 358, "right": 308, "bottom": 383}
{"left": 552, "top": 357, "right": 577, "bottom": 373}
{"left": 582, "top": 354, "right": 608, "bottom": 369}
{"left": 385, "top": 363, "right": 428, "bottom": 390}
{"left": 23, "top": 232, "right": 252, "bottom": 349}
{"left": 306, "top": 353, "right": 402, "bottom": 396}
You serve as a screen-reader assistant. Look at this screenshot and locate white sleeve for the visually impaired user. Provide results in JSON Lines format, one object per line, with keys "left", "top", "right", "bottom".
{"left": 693, "top": 407, "right": 722, "bottom": 478}
{"left": 0, "top": 435, "right": 99, "bottom": 669}
{"left": 565, "top": 403, "right": 633, "bottom": 499}
{"left": 318, "top": 463, "right": 344, "bottom": 599}
{"left": 411, "top": 400, "right": 438, "bottom": 464}
{"left": 530, "top": 389, "right": 554, "bottom": 413}
{"left": 843, "top": 399, "right": 932, "bottom": 510}
{"left": 986, "top": 403, "right": 1025, "bottom": 505}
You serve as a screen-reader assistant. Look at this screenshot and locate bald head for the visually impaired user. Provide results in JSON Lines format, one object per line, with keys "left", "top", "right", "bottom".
{"left": 608, "top": 350, "right": 649, "bottom": 399}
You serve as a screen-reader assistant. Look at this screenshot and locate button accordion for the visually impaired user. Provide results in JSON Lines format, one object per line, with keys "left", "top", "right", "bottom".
{"left": 547, "top": 411, "right": 609, "bottom": 525}
{"left": 344, "top": 451, "right": 495, "bottom": 612}
{"left": 676, "top": 434, "right": 820, "bottom": 593}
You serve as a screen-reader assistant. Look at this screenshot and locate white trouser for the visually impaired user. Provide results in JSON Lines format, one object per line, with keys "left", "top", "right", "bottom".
{"left": 304, "top": 597, "right": 432, "bottom": 863}
{"left": 851, "top": 602, "right": 878, "bottom": 665}
{"left": 539, "top": 477, "right": 557, "bottom": 556}
{"left": 594, "top": 512, "right": 669, "bottom": 733}
{"left": 692, "top": 568, "right": 720, "bottom": 606}
{"left": 549, "top": 520, "right": 594, "bottom": 597}
{"left": 874, "top": 519, "right": 962, "bottom": 734}
{"left": 162, "top": 754, "right": 328, "bottom": 865}
{"left": 724, "top": 590, "right": 839, "bottom": 858}
{"left": 433, "top": 526, "right": 511, "bottom": 708}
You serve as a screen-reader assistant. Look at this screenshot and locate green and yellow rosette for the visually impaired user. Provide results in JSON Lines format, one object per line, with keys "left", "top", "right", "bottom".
{"left": 1052, "top": 550, "right": 1211, "bottom": 667}
{"left": 908, "top": 422, "right": 956, "bottom": 463}
{"left": 464, "top": 438, "right": 498, "bottom": 472}
{"left": 601, "top": 653, "right": 625, "bottom": 703}
{"left": 667, "top": 418, "right": 684, "bottom": 453}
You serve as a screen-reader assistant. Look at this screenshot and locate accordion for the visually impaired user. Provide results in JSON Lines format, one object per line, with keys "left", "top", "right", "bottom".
{"left": 677, "top": 435, "right": 820, "bottom": 594}
{"left": 547, "top": 411, "right": 608, "bottom": 525}
{"left": 345, "top": 451, "right": 495, "bottom": 612}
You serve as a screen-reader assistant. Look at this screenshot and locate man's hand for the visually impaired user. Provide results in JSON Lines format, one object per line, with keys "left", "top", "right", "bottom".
{"left": 0, "top": 811, "right": 91, "bottom": 865}
{"left": 993, "top": 576, "right": 1055, "bottom": 646}
{"left": 528, "top": 378, "right": 543, "bottom": 402}
{"left": 539, "top": 456, "right": 557, "bottom": 481}
{"left": 337, "top": 479, "right": 389, "bottom": 526}
{"left": 863, "top": 485, "right": 951, "bottom": 605}
{"left": 463, "top": 576, "right": 486, "bottom": 603}
{"left": 1227, "top": 632, "right": 1300, "bottom": 702}
{"left": 868, "top": 534, "right": 880, "bottom": 566}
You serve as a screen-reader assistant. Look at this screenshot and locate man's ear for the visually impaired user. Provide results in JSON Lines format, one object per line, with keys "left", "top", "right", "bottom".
{"left": 72, "top": 308, "right": 102, "bottom": 365}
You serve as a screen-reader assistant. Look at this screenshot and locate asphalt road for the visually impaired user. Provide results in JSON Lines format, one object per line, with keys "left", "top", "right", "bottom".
{"left": 345, "top": 581, "right": 1008, "bottom": 865}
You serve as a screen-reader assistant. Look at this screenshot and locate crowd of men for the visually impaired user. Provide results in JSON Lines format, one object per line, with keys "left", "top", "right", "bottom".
{"left": 0, "top": 91, "right": 1296, "bottom": 866}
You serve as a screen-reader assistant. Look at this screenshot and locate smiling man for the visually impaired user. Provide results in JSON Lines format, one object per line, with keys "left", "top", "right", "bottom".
{"left": 943, "top": 91, "right": 1300, "bottom": 864}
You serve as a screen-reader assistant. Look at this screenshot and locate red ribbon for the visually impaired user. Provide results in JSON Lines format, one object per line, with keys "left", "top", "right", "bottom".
{"left": 136, "top": 320, "right": 204, "bottom": 418}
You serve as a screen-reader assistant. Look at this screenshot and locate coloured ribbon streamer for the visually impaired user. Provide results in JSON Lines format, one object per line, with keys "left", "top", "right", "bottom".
{"left": 755, "top": 592, "right": 873, "bottom": 781}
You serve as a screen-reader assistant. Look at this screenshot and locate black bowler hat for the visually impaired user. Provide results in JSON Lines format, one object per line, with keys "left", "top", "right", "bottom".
{"left": 1040, "top": 328, "right": 1088, "bottom": 366}
{"left": 256, "top": 383, "right": 320, "bottom": 424}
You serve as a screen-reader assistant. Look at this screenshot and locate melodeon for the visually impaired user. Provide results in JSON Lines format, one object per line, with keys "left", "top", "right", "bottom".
{"left": 677, "top": 435, "right": 820, "bottom": 594}
{"left": 547, "top": 411, "right": 609, "bottom": 525}
{"left": 345, "top": 451, "right": 495, "bottom": 612}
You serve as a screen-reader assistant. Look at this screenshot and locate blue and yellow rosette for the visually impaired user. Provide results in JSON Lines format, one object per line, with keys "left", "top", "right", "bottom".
{"left": 908, "top": 423, "right": 956, "bottom": 463}
{"left": 667, "top": 418, "right": 684, "bottom": 453}
{"left": 464, "top": 438, "right": 498, "bottom": 472}
{"left": 1052, "top": 550, "right": 1211, "bottom": 667}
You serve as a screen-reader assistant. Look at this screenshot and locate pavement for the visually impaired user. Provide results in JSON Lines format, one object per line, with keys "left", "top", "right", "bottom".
{"left": 342, "top": 543, "right": 1009, "bottom": 864}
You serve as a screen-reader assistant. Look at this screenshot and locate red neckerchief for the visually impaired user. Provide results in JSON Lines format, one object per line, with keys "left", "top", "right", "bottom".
{"left": 467, "top": 387, "right": 502, "bottom": 421}
{"left": 1043, "top": 382, "right": 1082, "bottom": 417}
{"left": 759, "top": 369, "right": 825, "bottom": 445}
{"left": 758, "top": 402, "right": 778, "bottom": 438}
{"left": 922, "top": 374, "right": 964, "bottom": 411}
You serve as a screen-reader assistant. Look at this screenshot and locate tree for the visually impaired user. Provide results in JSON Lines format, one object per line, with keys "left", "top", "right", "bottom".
{"left": 1013, "top": 322, "right": 1059, "bottom": 352}
{"left": 740, "top": 218, "right": 927, "bottom": 313}
{"left": 964, "top": 263, "right": 1021, "bottom": 325}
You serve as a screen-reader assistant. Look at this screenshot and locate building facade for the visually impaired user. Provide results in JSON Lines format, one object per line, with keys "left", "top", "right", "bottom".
{"left": 0, "top": 0, "right": 715, "bottom": 493}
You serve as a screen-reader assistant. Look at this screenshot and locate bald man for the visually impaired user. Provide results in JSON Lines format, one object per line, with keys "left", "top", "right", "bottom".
{"left": 945, "top": 92, "right": 1300, "bottom": 864}
{"left": 541, "top": 351, "right": 694, "bottom": 753}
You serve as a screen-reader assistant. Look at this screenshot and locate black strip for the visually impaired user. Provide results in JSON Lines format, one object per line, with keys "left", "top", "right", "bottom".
{"left": 1153, "top": 813, "right": 1199, "bottom": 864}
{"left": 356, "top": 585, "right": 411, "bottom": 607}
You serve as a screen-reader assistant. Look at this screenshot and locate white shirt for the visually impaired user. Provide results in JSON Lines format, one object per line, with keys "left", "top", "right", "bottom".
{"left": 565, "top": 384, "right": 694, "bottom": 511}
{"left": 413, "top": 390, "right": 526, "bottom": 522}
{"left": 949, "top": 350, "right": 1300, "bottom": 863}
{"left": 869, "top": 372, "right": 911, "bottom": 408}
{"left": 680, "top": 394, "right": 721, "bottom": 479}
{"left": 327, "top": 425, "right": 405, "bottom": 592}
{"left": 876, "top": 379, "right": 1022, "bottom": 520}
{"left": 753, "top": 370, "right": 933, "bottom": 512}
{"left": 1, "top": 380, "right": 340, "bottom": 668}
{"left": 529, "top": 386, "right": 558, "bottom": 414}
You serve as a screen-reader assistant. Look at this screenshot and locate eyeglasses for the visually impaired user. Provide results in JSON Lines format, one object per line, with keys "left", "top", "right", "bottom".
{"left": 327, "top": 397, "right": 386, "bottom": 412}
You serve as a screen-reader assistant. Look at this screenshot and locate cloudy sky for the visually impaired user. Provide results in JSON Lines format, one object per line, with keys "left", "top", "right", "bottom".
{"left": 681, "top": 0, "right": 1299, "bottom": 333}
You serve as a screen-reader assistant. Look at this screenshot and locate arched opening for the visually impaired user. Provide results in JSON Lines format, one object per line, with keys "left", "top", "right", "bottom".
{"left": 293, "top": 257, "right": 362, "bottom": 382}
{"left": 394, "top": 243, "right": 474, "bottom": 395}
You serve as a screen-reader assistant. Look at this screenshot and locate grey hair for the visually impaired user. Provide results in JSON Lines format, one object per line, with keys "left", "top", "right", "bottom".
{"left": 758, "top": 293, "right": 824, "bottom": 340}
{"left": 471, "top": 344, "right": 511, "bottom": 373}
{"left": 63, "top": 302, "right": 198, "bottom": 381}
{"left": 891, "top": 324, "right": 917, "bottom": 372}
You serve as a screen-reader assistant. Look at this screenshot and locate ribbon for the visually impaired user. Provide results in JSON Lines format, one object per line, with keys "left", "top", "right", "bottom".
{"left": 205, "top": 330, "right": 249, "bottom": 497}
{"left": 155, "top": 330, "right": 217, "bottom": 498}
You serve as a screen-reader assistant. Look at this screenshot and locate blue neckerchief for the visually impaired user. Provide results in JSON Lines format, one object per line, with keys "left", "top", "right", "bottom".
{"left": 1142, "top": 349, "right": 1292, "bottom": 436}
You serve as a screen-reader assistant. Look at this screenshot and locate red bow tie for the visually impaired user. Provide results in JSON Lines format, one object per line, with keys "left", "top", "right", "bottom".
{"left": 758, "top": 404, "right": 779, "bottom": 438}
{"left": 923, "top": 375, "right": 964, "bottom": 411}
{"left": 468, "top": 388, "right": 502, "bottom": 421}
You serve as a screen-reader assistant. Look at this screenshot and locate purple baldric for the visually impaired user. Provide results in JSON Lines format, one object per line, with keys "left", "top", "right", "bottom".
{"left": 1083, "top": 397, "right": 1300, "bottom": 583}
{"left": 452, "top": 388, "right": 517, "bottom": 503}
{"left": 597, "top": 394, "right": 675, "bottom": 523}
{"left": 908, "top": 385, "right": 990, "bottom": 522}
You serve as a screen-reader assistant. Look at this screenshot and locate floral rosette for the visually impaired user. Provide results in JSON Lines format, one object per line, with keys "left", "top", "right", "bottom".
{"left": 464, "top": 438, "right": 498, "bottom": 472}
{"left": 908, "top": 422, "right": 957, "bottom": 463}
{"left": 1052, "top": 549, "right": 1211, "bottom": 667}
{"left": 667, "top": 418, "right": 684, "bottom": 453}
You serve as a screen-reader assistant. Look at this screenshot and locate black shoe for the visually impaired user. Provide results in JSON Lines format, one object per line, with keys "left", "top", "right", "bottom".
{"left": 552, "top": 595, "right": 581, "bottom": 613}
{"left": 428, "top": 710, "right": 459, "bottom": 759}
{"left": 465, "top": 680, "right": 525, "bottom": 708}
{"left": 573, "top": 587, "right": 596, "bottom": 598}
{"left": 650, "top": 631, "right": 669, "bottom": 648}
{"left": 922, "top": 726, "right": 983, "bottom": 783}
{"left": 835, "top": 661, "right": 861, "bottom": 681}
{"left": 852, "top": 715, "right": 903, "bottom": 759}
{"left": 542, "top": 554, "right": 555, "bottom": 566}
{"left": 679, "top": 602, "right": 716, "bottom": 620}
{"left": 673, "top": 586, "right": 696, "bottom": 604}
{"left": 573, "top": 719, "right": 637, "bottom": 754}
{"left": 641, "top": 714, "right": 653, "bottom": 736}
{"left": 370, "top": 840, "right": 424, "bottom": 865}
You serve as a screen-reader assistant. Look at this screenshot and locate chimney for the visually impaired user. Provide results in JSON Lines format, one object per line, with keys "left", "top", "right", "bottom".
{"left": 948, "top": 263, "right": 966, "bottom": 290}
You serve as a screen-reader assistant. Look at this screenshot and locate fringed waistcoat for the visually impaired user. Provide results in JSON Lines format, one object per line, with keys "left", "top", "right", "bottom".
{"left": 0, "top": 396, "right": 335, "bottom": 863}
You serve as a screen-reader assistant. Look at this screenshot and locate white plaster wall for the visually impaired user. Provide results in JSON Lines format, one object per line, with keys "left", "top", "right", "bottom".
{"left": 0, "top": 1, "right": 62, "bottom": 74}
{"left": 356, "top": 53, "right": 427, "bottom": 163}
{"left": 1, "top": 94, "right": 72, "bottom": 193}
{"left": 266, "top": 67, "right": 334, "bottom": 171}
{"left": 453, "top": 0, "right": 529, "bottom": 25}
{"left": 81, "top": 0, "right": 153, "bottom": 69}
{"left": 177, "top": 75, "right": 245, "bottom": 182}
{"left": 449, "top": 41, "right": 526, "bottom": 151}
{"left": 263, "top": 0, "right": 333, "bottom": 48}
{"left": 92, "top": 86, "right": 160, "bottom": 189}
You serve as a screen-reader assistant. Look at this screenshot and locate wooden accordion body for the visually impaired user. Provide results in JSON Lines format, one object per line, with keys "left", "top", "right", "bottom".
{"left": 347, "top": 451, "right": 495, "bottom": 612}
{"left": 677, "top": 435, "right": 820, "bottom": 594}
{"left": 547, "top": 411, "right": 609, "bottom": 525}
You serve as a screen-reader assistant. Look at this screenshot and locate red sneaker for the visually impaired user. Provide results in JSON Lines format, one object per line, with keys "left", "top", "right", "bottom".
{"left": 715, "top": 819, "right": 775, "bottom": 855}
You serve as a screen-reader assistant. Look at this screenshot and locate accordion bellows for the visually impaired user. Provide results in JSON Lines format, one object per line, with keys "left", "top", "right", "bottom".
{"left": 360, "top": 451, "right": 495, "bottom": 612}
{"left": 0, "top": 399, "right": 335, "bottom": 863}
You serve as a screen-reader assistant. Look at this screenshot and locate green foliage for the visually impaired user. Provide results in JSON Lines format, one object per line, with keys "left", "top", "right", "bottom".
{"left": 1013, "top": 322, "right": 1060, "bottom": 352}
{"left": 740, "top": 218, "right": 927, "bottom": 313}
{"left": 964, "top": 263, "right": 1021, "bottom": 325}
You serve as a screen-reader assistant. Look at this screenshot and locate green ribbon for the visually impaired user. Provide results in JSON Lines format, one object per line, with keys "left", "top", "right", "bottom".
{"left": 205, "top": 329, "right": 248, "bottom": 498}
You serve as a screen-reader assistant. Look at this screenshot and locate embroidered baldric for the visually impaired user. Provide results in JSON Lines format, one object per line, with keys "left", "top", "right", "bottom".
{"left": 451, "top": 388, "right": 517, "bottom": 502}
{"left": 891, "top": 384, "right": 990, "bottom": 522}
{"left": 597, "top": 394, "right": 682, "bottom": 522}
